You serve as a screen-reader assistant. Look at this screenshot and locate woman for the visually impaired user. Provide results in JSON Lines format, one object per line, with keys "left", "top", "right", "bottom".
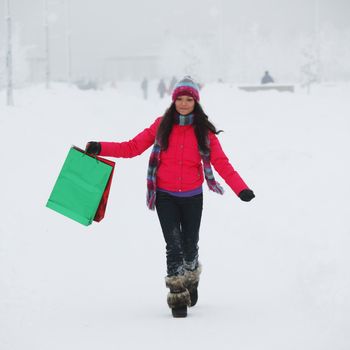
{"left": 86, "top": 76, "right": 255, "bottom": 318}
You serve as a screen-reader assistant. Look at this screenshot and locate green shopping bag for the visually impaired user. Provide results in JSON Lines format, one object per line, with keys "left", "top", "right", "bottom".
{"left": 46, "top": 146, "right": 115, "bottom": 226}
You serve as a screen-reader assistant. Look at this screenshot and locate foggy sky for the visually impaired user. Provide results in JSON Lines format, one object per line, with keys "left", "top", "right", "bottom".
{"left": 1, "top": 0, "right": 350, "bottom": 81}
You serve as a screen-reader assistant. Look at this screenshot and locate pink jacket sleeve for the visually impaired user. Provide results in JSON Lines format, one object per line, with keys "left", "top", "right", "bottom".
{"left": 209, "top": 132, "right": 249, "bottom": 195}
{"left": 99, "top": 117, "right": 161, "bottom": 158}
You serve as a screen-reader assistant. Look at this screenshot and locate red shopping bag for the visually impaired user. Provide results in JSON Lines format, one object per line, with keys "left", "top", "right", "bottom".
{"left": 93, "top": 156, "right": 115, "bottom": 222}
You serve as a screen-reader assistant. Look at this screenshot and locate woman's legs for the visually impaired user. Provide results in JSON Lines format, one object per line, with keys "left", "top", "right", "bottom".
{"left": 156, "top": 192, "right": 203, "bottom": 316}
{"left": 156, "top": 192, "right": 203, "bottom": 276}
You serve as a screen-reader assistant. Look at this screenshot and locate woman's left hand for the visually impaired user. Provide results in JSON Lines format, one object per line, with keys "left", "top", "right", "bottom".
{"left": 238, "top": 189, "right": 255, "bottom": 202}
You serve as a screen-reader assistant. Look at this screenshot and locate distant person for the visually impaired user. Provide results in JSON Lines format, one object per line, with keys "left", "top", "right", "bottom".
{"left": 141, "top": 78, "right": 148, "bottom": 100}
{"left": 157, "top": 79, "right": 167, "bottom": 98}
{"left": 85, "top": 75, "right": 255, "bottom": 318}
{"left": 261, "top": 71, "right": 274, "bottom": 84}
{"left": 168, "top": 76, "right": 177, "bottom": 95}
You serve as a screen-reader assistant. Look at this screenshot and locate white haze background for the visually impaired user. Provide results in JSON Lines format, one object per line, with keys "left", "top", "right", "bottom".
{"left": 1, "top": 1, "right": 350, "bottom": 349}
{"left": 1, "top": 0, "right": 350, "bottom": 84}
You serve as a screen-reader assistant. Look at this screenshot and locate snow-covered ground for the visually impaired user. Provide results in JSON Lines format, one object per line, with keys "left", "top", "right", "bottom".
{"left": 1, "top": 81, "right": 350, "bottom": 350}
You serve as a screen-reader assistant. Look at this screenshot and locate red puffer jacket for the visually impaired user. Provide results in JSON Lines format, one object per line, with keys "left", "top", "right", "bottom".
{"left": 99, "top": 117, "right": 249, "bottom": 195}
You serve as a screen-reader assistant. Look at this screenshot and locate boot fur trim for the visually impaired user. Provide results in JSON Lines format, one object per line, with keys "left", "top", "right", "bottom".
{"left": 165, "top": 275, "right": 186, "bottom": 293}
{"left": 165, "top": 275, "right": 191, "bottom": 308}
{"left": 167, "top": 289, "right": 191, "bottom": 308}
{"left": 184, "top": 263, "right": 202, "bottom": 290}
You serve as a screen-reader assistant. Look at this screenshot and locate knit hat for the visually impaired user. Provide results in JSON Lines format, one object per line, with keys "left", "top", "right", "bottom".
{"left": 172, "top": 76, "right": 200, "bottom": 102}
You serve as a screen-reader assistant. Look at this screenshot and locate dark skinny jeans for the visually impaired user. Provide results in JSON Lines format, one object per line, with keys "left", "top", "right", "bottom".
{"left": 155, "top": 191, "right": 203, "bottom": 277}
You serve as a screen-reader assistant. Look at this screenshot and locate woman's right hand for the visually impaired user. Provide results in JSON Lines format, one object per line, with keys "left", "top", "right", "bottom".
{"left": 85, "top": 141, "right": 101, "bottom": 155}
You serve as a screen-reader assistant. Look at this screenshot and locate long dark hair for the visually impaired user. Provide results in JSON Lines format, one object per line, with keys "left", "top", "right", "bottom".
{"left": 157, "top": 101, "right": 223, "bottom": 153}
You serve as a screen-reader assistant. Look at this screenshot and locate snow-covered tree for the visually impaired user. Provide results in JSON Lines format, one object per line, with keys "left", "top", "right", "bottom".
{"left": 297, "top": 23, "right": 350, "bottom": 92}
{"left": 299, "top": 40, "right": 319, "bottom": 94}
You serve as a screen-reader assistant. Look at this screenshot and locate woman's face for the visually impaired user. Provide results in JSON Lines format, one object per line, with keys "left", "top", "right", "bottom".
{"left": 175, "top": 95, "right": 195, "bottom": 115}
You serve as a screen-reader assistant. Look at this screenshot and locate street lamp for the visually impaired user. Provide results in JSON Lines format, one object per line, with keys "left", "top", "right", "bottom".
{"left": 44, "top": 0, "right": 50, "bottom": 88}
{"left": 210, "top": 0, "right": 224, "bottom": 81}
{"left": 65, "top": 0, "right": 72, "bottom": 85}
{"left": 5, "top": 0, "right": 14, "bottom": 105}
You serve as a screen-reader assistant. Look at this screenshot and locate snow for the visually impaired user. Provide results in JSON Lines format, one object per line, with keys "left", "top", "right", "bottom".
{"left": 1, "top": 82, "right": 350, "bottom": 350}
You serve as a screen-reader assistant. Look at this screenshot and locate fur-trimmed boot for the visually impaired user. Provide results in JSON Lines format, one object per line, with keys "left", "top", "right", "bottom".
{"left": 165, "top": 275, "right": 191, "bottom": 318}
{"left": 184, "top": 264, "right": 202, "bottom": 307}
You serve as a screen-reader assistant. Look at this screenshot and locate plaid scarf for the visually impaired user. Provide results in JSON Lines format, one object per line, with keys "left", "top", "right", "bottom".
{"left": 146, "top": 114, "right": 224, "bottom": 210}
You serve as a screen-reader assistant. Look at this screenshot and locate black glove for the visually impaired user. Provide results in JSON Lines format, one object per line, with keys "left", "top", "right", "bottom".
{"left": 239, "top": 189, "right": 255, "bottom": 202}
{"left": 85, "top": 141, "right": 101, "bottom": 155}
